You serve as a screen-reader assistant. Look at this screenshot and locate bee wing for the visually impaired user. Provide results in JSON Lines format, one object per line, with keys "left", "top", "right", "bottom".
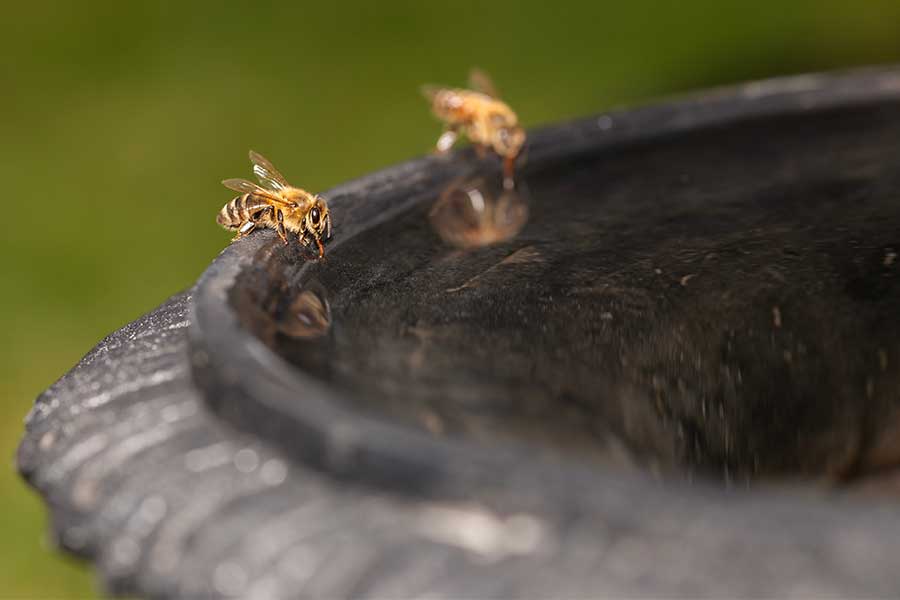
{"left": 249, "top": 150, "right": 290, "bottom": 191}
{"left": 468, "top": 68, "right": 500, "bottom": 98}
{"left": 222, "top": 178, "right": 267, "bottom": 195}
{"left": 420, "top": 84, "right": 444, "bottom": 102}
{"left": 221, "top": 178, "right": 294, "bottom": 207}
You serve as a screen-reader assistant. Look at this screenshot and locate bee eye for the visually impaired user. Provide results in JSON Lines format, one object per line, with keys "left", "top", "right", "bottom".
{"left": 310, "top": 207, "right": 320, "bottom": 225}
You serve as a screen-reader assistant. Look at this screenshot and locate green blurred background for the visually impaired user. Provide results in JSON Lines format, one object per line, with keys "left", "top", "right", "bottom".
{"left": 3, "top": 1, "right": 900, "bottom": 596}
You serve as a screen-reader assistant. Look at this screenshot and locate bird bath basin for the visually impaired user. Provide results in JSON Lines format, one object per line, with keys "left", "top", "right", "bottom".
{"left": 18, "top": 67, "right": 900, "bottom": 598}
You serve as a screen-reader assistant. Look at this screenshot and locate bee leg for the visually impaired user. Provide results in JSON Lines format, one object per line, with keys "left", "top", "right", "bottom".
{"left": 503, "top": 155, "right": 516, "bottom": 190}
{"left": 316, "top": 237, "right": 325, "bottom": 259}
{"left": 435, "top": 128, "right": 458, "bottom": 154}
{"left": 276, "top": 210, "right": 288, "bottom": 245}
{"left": 236, "top": 220, "right": 256, "bottom": 238}
{"left": 298, "top": 234, "right": 322, "bottom": 260}
{"left": 232, "top": 206, "right": 272, "bottom": 241}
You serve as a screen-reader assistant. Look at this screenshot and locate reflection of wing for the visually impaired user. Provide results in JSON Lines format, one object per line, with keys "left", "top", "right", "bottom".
{"left": 249, "top": 150, "right": 289, "bottom": 191}
{"left": 222, "top": 178, "right": 293, "bottom": 206}
{"left": 469, "top": 68, "right": 499, "bottom": 98}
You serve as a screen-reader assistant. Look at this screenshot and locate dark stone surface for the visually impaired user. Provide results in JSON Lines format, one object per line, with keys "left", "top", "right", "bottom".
{"left": 240, "top": 105, "right": 900, "bottom": 483}
{"left": 17, "top": 67, "right": 900, "bottom": 598}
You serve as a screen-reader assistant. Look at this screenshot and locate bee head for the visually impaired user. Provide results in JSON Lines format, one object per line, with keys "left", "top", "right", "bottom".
{"left": 494, "top": 125, "right": 526, "bottom": 159}
{"left": 305, "top": 198, "right": 333, "bottom": 244}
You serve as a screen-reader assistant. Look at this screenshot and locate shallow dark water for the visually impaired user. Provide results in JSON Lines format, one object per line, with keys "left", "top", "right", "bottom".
{"left": 237, "top": 103, "right": 900, "bottom": 483}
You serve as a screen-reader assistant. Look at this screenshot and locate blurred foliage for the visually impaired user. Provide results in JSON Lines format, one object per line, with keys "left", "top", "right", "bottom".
{"left": 2, "top": 1, "right": 900, "bottom": 596}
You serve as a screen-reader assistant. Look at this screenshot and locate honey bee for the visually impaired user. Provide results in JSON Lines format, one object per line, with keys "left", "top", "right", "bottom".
{"left": 423, "top": 69, "right": 526, "bottom": 189}
{"left": 218, "top": 151, "right": 333, "bottom": 258}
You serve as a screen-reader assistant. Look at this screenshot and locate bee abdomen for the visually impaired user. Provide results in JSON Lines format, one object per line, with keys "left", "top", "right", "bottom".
{"left": 217, "top": 194, "right": 251, "bottom": 228}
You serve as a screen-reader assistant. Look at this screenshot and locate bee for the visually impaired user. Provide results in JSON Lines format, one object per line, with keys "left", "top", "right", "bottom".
{"left": 423, "top": 69, "right": 526, "bottom": 189}
{"left": 218, "top": 151, "right": 333, "bottom": 258}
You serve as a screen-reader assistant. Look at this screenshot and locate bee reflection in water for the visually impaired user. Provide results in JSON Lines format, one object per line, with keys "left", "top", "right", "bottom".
{"left": 428, "top": 176, "right": 528, "bottom": 249}
{"left": 277, "top": 287, "right": 331, "bottom": 339}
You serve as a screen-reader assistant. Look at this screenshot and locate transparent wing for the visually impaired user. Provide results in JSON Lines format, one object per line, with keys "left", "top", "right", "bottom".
{"left": 249, "top": 150, "right": 290, "bottom": 191}
{"left": 420, "top": 84, "right": 444, "bottom": 102}
{"left": 222, "top": 178, "right": 268, "bottom": 195}
{"left": 221, "top": 178, "right": 293, "bottom": 206}
{"left": 468, "top": 68, "right": 499, "bottom": 98}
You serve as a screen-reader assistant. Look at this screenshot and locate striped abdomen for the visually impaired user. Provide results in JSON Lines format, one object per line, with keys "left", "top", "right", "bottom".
{"left": 216, "top": 193, "right": 271, "bottom": 229}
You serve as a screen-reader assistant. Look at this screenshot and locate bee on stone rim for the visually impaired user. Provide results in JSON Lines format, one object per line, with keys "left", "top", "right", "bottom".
{"left": 218, "top": 151, "right": 333, "bottom": 258}
{"left": 422, "top": 68, "right": 526, "bottom": 189}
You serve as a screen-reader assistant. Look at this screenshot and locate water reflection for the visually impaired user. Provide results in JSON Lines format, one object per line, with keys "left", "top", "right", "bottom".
{"left": 429, "top": 176, "right": 528, "bottom": 249}
{"left": 278, "top": 286, "right": 331, "bottom": 339}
